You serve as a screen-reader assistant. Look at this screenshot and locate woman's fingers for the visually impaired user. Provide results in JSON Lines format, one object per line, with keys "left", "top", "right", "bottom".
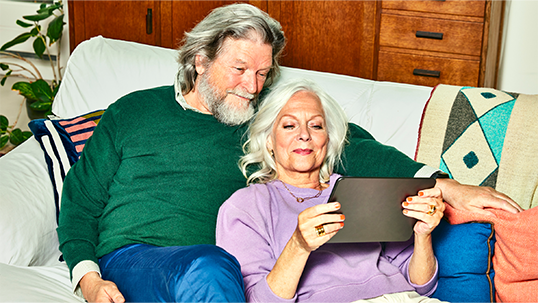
{"left": 402, "top": 189, "right": 445, "bottom": 235}
{"left": 296, "top": 202, "right": 345, "bottom": 251}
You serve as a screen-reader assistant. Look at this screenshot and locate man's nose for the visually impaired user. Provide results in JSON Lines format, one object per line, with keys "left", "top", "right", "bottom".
{"left": 243, "top": 72, "right": 258, "bottom": 94}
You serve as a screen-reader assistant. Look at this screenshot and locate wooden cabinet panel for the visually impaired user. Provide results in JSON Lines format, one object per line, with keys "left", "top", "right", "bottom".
{"left": 382, "top": 0, "right": 486, "bottom": 18}
{"left": 160, "top": 1, "right": 247, "bottom": 49}
{"left": 68, "top": 0, "right": 502, "bottom": 88}
{"left": 266, "top": 1, "right": 377, "bottom": 79}
{"left": 377, "top": 50, "right": 480, "bottom": 87}
{"left": 380, "top": 13, "right": 484, "bottom": 56}
{"left": 69, "top": 1, "right": 159, "bottom": 49}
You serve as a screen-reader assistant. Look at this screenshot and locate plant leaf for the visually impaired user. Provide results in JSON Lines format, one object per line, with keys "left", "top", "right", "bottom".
{"left": 33, "top": 37, "right": 46, "bottom": 58}
{"left": 30, "top": 100, "right": 52, "bottom": 111}
{"left": 37, "top": 3, "right": 62, "bottom": 14}
{"left": 0, "top": 135, "right": 9, "bottom": 149}
{"left": 31, "top": 79, "right": 54, "bottom": 102}
{"left": 23, "top": 12, "right": 52, "bottom": 22}
{"left": 22, "top": 131, "right": 33, "bottom": 141}
{"left": 16, "top": 20, "right": 33, "bottom": 28}
{"left": 0, "top": 63, "right": 8, "bottom": 71}
{"left": 0, "top": 115, "right": 8, "bottom": 131}
{"left": 47, "top": 15, "right": 64, "bottom": 43}
{"left": 12, "top": 82, "right": 37, "bottom": 100}
{"left": 9, "top": 129, "right": 25, "bottom": 145}
{"left": 0, "top": 32, "right": 32, "bottom": 51}
{"left": 30, "top": 26, "right": 39, "bottom": 37}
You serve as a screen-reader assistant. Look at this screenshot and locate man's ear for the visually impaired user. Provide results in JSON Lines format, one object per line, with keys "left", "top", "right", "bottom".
{"left": 195, "top": 55, "right": 208, "bottom": 75}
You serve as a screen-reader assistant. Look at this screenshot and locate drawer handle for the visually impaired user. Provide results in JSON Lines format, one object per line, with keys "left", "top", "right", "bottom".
{"left": 416, "top": 31, "right": 443, "bottom": 40}
{"left": 413, "top": 69, "right": 441, "bottom": 78}
{"left": 146, "top": 8, "right": 153, "bottom": 35}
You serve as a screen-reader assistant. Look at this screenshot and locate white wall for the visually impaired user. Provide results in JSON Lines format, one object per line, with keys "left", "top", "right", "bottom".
{"left": 497, "top": 0, "right": 538, "bottom": 94}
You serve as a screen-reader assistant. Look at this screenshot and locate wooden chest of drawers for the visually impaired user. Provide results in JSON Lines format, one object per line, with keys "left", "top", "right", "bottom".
{"left": 376, "top": 0, "right": 503, "bottom": 87}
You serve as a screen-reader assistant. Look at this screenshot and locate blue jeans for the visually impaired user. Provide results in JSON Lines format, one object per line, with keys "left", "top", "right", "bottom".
{"left": 99, "top": 244, "right": 246, "bottom": 302}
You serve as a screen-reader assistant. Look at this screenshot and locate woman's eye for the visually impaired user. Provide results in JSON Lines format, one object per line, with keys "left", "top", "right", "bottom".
{"left": 311, "top": 124, "right": 323, "bottom": 129}
{"left": 283, "top": 125, "right": 294, "bottom": 129}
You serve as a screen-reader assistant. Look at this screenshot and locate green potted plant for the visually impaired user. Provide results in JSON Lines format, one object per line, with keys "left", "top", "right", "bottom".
{"left": 0, "top": 0, "right": 65, "bottom": 120}
{"left": 0, "top": 115, "right": 32, "bottom": 156}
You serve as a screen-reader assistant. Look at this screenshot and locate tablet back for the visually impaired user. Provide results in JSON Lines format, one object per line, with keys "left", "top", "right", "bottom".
{"left": 327, "top": 177, "right": 436, "bottom": 243}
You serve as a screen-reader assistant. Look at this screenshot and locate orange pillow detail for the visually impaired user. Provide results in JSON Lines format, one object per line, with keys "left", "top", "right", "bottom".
{"left": 444, "top": 204, "right": 538, "bottom": 302}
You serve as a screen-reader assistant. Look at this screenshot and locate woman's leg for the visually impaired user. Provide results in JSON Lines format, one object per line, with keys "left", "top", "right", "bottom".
{"left": 99, "top": 244, "right": 245, "bottom": 302}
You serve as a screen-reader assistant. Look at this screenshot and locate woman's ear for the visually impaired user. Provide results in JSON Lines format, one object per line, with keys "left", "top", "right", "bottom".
{"left": 195, "top": 55, "right": 207, "bottom": 75}
{"left": 266, "top": 136, "right": 274, "bottom": 155}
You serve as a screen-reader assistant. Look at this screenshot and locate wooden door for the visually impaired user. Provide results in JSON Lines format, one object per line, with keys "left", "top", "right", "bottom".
{"left": 265, "top": 1, "right": 378, "bottom": 79}
{"left": 69, "top": 1, "right": 159, "bottom": 51}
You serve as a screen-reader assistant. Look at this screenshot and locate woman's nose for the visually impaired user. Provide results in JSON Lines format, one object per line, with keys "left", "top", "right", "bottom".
{"left": 297, "top": 126, "right": 311, "bottom": 141}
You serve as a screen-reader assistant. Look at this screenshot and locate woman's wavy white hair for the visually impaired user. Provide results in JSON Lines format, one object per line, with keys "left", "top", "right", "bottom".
{"left": 240, "top": 79, "right": 349, "bottom": 185}
{"left": 176, "top": 3, "right": 286, "bottom": 94}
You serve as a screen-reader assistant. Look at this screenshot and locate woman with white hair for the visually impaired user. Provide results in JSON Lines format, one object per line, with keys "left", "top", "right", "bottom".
{"left": 216, "top": 79, "right": 446, "bottom": 302}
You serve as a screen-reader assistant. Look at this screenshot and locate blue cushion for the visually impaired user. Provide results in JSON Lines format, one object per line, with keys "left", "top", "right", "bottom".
{"left": 431, "top": 219, "right": 495, "bottom": 302}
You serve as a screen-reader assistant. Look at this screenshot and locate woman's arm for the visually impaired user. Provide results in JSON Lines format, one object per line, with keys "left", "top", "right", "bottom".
{"left": 402, "top": 187, "right": 445, "bottom": 285}
{"left": 266, "top": 202, "right": 344, "bottom": 299}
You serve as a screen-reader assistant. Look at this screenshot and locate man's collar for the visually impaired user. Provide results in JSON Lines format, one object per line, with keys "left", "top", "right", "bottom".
{"left": 174, "top": 73, "right": 207, "bottom": 114}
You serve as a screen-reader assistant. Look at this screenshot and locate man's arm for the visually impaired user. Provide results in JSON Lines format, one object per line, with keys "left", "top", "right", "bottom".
{"left": 435, "top": 178, "right": 523, "bottom": 215}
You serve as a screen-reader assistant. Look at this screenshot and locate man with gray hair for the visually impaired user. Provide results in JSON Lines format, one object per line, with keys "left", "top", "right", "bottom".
{"left": 57, "top": 4, "right": 285, "bottom": 302}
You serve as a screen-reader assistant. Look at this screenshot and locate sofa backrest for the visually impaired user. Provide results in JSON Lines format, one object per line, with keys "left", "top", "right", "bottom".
{"left": 53, "top": 36, "right": 433, "bottom": 158}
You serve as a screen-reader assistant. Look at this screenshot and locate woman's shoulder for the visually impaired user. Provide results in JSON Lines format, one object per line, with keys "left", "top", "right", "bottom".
{"left": 223, "top": 182, "right": 273, "bottom": 208}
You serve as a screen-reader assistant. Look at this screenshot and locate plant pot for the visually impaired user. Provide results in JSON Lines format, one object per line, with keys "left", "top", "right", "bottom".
{"left": 25, "top": 98, "right": 48, "bottom": 120}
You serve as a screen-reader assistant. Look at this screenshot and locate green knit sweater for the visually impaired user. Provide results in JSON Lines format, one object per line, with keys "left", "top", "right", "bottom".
{"left": 57, "top": 85, "right": 423, "bottom": 274}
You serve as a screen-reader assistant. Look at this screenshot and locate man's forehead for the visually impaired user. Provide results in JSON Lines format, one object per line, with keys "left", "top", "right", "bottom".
{"left": 220, "top": 38, "right": 273, "bottom": 65}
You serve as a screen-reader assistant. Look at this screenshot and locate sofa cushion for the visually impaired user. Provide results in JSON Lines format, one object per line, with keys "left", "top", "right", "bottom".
{"left": 431, "top": 219, "right": 495, "bottom": 302}
{"left": 0, "top": 138, "right": 62, "bottom": 266}
{"left": 28, "top": 110, "right": 105, "bottom": 221}
{"left": 446, "top": 204, "right": 538, "bottom": 303}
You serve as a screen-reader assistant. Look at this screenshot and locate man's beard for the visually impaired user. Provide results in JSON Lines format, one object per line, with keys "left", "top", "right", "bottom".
{"left": 198, "top": 72, "right": 256, "bottom": 126}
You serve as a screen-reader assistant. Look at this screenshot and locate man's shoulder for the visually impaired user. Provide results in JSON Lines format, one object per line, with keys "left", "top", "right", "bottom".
{"left": 347, "top": 122, "right": 375, "bottom": 140}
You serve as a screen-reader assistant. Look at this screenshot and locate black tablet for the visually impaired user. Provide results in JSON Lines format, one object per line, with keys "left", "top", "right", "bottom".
{"left": 327, "top": 177, "right": 436, "bottom": 243}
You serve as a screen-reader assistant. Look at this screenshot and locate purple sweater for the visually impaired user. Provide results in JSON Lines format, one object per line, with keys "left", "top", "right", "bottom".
{"left": 216, "top": 174, "right": 438, "bottom": 302}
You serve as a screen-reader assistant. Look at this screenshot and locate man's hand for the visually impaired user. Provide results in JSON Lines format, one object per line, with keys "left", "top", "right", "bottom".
{"left": 80, "top": 272, "right": 125, "bottom": 303}
{"left": 436, "top": 178, "right": 523, "bottom": 216}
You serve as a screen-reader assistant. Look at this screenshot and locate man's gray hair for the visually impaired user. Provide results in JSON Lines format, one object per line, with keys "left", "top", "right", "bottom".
{"left": 240, "top": 79, "right": 349, "bottom": 185}
{"left": 177, "top": 3, "right": 286, "bottom": 94}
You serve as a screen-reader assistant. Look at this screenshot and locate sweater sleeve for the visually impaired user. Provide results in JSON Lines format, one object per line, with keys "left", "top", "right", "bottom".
{"left": 57, "top": 103, "right": 122, "bottom": 278}
{"left": 336, "top": 123, "right": 425, "bottom": 178}
{"left": 216, "top": 189, "right": 296, "bottom": 303}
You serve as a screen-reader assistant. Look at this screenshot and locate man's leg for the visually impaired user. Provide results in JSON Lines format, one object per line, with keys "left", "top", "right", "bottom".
{"left": 100, "top": 244, "right": 245, "bottom": 302}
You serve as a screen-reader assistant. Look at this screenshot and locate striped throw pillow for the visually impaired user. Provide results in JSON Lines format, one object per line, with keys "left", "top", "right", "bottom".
{"left": 29, "top": 110, "right": 105, "bottom": 222}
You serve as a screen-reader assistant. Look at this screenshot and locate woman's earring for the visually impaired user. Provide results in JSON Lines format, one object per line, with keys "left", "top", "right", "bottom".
{"left": 269, "top": 149, "right": 274, "bottom": 157}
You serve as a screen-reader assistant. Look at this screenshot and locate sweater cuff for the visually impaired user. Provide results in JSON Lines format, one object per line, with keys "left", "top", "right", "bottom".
{"left": 408, "top": 259, "right": 439, "bottom": 297}
{"left": 414, "top": 165, "right": 440, "bottom": 178}
{"left": 72, "top": 260, "right": 101, "bottom": 298}
{"left": 248, "top": 276, "right": 297, "bottom": 303}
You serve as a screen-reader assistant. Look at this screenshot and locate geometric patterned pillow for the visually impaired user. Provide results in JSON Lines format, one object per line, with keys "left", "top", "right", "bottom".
{"left": 438, "top": 87, "right": 518, "bottom": 187}
{"left": 28, "top": 110, "right": 105, "bottom": 223}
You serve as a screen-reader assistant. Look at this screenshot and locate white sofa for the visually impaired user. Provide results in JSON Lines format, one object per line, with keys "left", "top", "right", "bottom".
{"left": 3, "top": 36, "right": 535, "bottom": 302}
